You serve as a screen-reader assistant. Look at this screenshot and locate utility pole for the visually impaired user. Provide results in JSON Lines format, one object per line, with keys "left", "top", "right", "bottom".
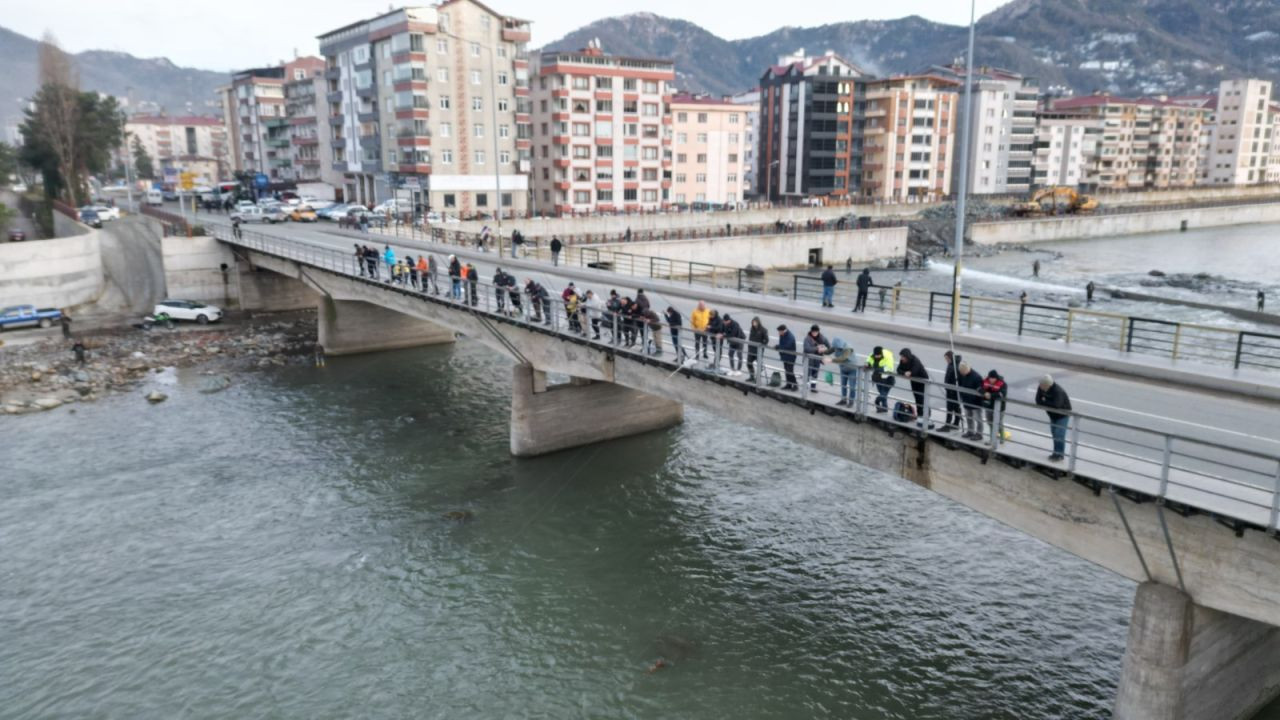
{"left": 488, "top": 41, "right": 503, "bottom": 237}
{"left": 950, "top": 0, "right": 977, "bottom": 335}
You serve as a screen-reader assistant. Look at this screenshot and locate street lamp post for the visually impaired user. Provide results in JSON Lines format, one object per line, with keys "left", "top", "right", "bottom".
{"left": 950, "top": 0, "right": 978, "bottom": 335}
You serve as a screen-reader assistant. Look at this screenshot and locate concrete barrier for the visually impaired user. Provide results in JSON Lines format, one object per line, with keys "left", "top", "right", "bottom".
{"left": 1097, "top": 184, "right": 1280, "bottom": 207}
{"left": 971, "top": 202, "right": 1280, "bottom": 245}
{"left": 161, "top": 235, "right": 238, "bottom": 306}
{"left": 584, "top": 226, "right": 908, "bottom": 269}
{"left": 455, "top": 200, "right": 933, "bottom": 236}
{"left": 0, "top": 230, "right": 105, "bottom": 310}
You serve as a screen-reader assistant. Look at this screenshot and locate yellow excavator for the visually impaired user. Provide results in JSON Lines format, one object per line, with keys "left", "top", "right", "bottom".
{"left": 1009, "top": 186, "right": 1099, "bottom": 217}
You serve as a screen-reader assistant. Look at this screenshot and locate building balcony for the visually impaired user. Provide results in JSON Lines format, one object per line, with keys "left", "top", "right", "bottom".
{"left": 553, "top": 158, "right": 571, "bottom": 168}
{"left": 554, "top": 181, "right": 571, "bottom": 191}
{"left": 292, "top": 136, "right": 319, "bottom": 146}
{"left": 397, "top": 136, "right": 431, "bottom": 147}
{"left": 331, "top": 139, "right": 347, "bottom": 150}
{"left": 329, "top": 115, "right": 344, "bottom": 125}
{"left": 327, "top": 91, "right": 344, "bottom": 104}
{"left": 398, "top": 163, "right": 432, "bottom": 174}
{"left": 325, "top": 67, "right": 340, "bottom": 80}
{"left": 502, "top": 25, "right": 532, "bottom": 43}
{"left": 358, "top": 135, "right": 380, "bottom": 149}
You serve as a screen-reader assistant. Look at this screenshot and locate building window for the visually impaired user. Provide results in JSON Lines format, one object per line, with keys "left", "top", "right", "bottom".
{"left": 437, "top": 68, "right": 448, "bottom": 82}
{"left": 696, "top": 153, "right": 707, "bottom": 163}
{"left": 498, "top": 124, "right": 510, "bottom": 138}
{"left": 439, "top": 122, "right": 451, "bottom": 137}
{"left": 499, "top": 150, "right": 510, "bottom": 164}
{"left": 475, "top": 150, "right": 485, "bottom": 164}
{"left": 642, "top": 147, "right": 658, "bottom": 160}
{"left": 642, "top": 103, "right": 659, "bottom": 117}
{"left": 623, "top": 78, "right": 637, "bottom": 91}
{"left": 574, "top": 190, "right": 591, "bottom": 204}
{"left": 439, "top": 95, "right": 450, "bottom": 109}
{"left": 597, "top": 77, "right": 613, "bottom": 89}
{"left": 498, "top": 98, "right": 509, "bottom": 112}
{"left": 436, "top": 39, "right": 447, "bottom": 53}
{"left": 572, "top": 76, "right": 590, "bottom": 90}
{"left": 697, "top": 113, "right": 708, "bottom": 123}
{"left": 472, "top": 97, "right": 483, "bottom": 111}
{"left": 676, "top": 153, "right": 687, "bottom": 163}
{"left": 624, "top": 188, "right": 638, "bottom": 201}
{"left": 497, "top": 72, "right": 509, "bottom": 86}
{"left": 730, "top": 114, "right": 739, "bottom": 123}
{"left": 471, "top": 42, "right": 481, "bottom": 57}
{"left": 696, "top": 173, "right": 707, "bottom": 182}
{"left": 443, "top": 193, "right": 455, "bottom": 207}
{"left": 470, "top": 70, "right": 481, "bottom": 85}
{"left": 473, "top": 123, "right": 484, "bottom": 138}
{"left": 596, "top": 99, "right": 613, "bottom": 112}
{"left": 727, "top": 173, "right": 737, "bottom": 183}
{"left": 441, "top": 150, "right": 452, "bottom": 164}
{"left": 642, "top": 168, "right": 658, "bottom": 181}
{"left": 642, "top": 189, "right": 658, "bottom": 202}
{"left": 572, "top": 145, "right": 591, "bottom": 159}
{"left": 696, "top": 133, "right": 707, "bottom": 143}
{"left": 476, "top": 192, "right": 488, "bottom": 207}
{"left": 572, "top": 122, "right": 590, "bottom": 136}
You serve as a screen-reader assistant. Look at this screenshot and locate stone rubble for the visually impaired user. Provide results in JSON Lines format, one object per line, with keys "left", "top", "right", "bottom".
{"left": 0, "top": 314, "right": 317, "bottom": 416}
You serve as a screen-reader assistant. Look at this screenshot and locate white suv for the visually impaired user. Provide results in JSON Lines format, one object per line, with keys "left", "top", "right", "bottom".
{"left": 154, "top": 299, "right": 223, "bottom": 324}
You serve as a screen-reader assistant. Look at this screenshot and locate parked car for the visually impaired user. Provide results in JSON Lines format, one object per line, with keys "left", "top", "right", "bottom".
{"left": 145, "top": 189, "right": 164, "bottom": 206}
{"left": 162, "top": 188, "right": 180, "bottom": 201}
{"left": 235, "top": 200, "right": 257, "bottom": 212}
{"left": 317, "top": 203, "right": 351, "bottom": 221}
{"left": 8, "top": 229, "right": 26, "bottom": 242}
{"left": 90, "top": 205, "right": 120, "bottom": 221}
{"left": 372, "top": 199, "right": 413, "bottom": 215}
{"left": 232, "top": 206, "right": 286, "bottom": 224}
{"left": 11, "top": 182, "right": 28, "bottom": 193}
{"left": 288, "top": 206, "right": 318, "bottom": 222}
{"left": 79, "top": 208, "right": 103, "bottom": 228}
{"left": 153, "top": 299, "right": 223, "bottom": 324}
{"left": 0, "top": 305, "right": 63, "bottom": 330}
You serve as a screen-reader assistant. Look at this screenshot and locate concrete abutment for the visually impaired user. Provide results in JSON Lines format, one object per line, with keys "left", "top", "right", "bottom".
{"left": 1114, "top": 582, "right": 1280, "bottom": 720}
{"left": 317, "top": 297, "right": 456, "bottom": 356}
{"left": 509, "top": 363, "right": 683, "bottom": 457}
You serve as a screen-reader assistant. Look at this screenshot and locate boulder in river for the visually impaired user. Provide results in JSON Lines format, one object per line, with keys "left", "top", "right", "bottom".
{"left": 33, "top": 397, "right": 63, "bottom": 410}
{"left": 145, "top": 391, "right": 168, "bottom": 404}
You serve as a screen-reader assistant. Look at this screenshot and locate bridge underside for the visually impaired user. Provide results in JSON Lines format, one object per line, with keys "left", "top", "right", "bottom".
{"left": 233, "top": 250, "right": 1280, "bottom": 719}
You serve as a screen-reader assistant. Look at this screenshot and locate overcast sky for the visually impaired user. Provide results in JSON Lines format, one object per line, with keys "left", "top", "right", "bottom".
{"left": 10, "top": 0, "right": 1010, "bottom": 71}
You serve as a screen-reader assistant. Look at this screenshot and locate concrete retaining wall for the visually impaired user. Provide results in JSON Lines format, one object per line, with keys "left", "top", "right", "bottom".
{"left": 0, "top": 230, "right": 105, "bottom": 310}
{"left": 1099, "top": 184, "right": 1280, "bottom": 207}
{"left": 455, "top": 201, "right": 932, "bottom": 236}
{"left": 161, "top": 235, "right": 238, "bottom": 306}
{"left": 585, "top": 226, "right": 908, "bottom": 269}
{"left": 971, "top": 202, "right": 1280, "bottom": 245}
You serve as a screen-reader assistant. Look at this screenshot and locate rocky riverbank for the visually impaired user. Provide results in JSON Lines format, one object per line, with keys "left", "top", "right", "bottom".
{"left": 0, "top": 311, "right": 318, "bottom": 416}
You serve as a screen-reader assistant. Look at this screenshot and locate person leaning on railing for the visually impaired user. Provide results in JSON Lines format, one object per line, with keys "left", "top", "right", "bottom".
{"left": 1036, "top": 375, "right": 1072, "bottom": 462}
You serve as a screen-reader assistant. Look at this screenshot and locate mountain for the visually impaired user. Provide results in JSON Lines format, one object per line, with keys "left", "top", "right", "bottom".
{"left": 0, "top": 26, "right": 226, "bottom": 136}
{"left": 546, "top": 0, "right": 1280, "bottom": 97}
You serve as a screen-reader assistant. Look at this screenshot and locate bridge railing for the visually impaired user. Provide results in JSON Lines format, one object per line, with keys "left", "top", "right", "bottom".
{"left": 216, "top": 225, "right": 1280, "bottom": 533}
{"left": 793, "top": 276, "right": 1280, "bottom": 372}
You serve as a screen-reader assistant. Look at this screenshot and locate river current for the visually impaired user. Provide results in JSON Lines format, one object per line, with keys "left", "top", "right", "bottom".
{"left": 2, "top": 338, "right": 1154, "bottom": 719}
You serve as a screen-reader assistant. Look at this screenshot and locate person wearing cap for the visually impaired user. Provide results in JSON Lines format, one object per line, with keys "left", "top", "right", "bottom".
{"left": 803, "top": 324, "right": 829, "bottom": 393}
{"left": 956, "top": 361, "right": 985, "bottom": 440}
{"left": 824, "top": 337, "right": 858, "bottom": 406}
{"left": 774, "top": 324, "right": 798, "bottom": 391}
{"left": 1036, "top": 375, "right": 1072, "bottom": 461}
{"left": 897, "top": 348, "right": 929, "bottom": 421}
{"left": 865, "top": 346, "right": 895, "bottom": 412}
{"left": 723, "top": 313, "right": 745, "bottom": 376}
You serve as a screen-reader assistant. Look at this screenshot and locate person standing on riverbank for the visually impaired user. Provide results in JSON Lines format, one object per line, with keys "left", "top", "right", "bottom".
{"left": 550, "top": 236, "right": 563, "bottom": 266}
{"left": 1259, "top": 290, "right": 1266, "bottom": 312}
{"left": 854, "top": 268, "right": 872, "bottom": 312}
{"left": 1086, "top": 281, "right": 1096, "bottom": 304}
{"left": 1032, "top": 259, "right": 1041, "bottom": 278}
{"left": 821, "top": 265, "right": 838, "bottom": 307}
{"left": 1036, "top": 375, "right": 1072, "bottom": 462}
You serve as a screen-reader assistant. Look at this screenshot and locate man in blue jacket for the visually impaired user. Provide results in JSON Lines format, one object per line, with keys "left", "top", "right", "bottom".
{"left": 820, "top": 265, "right": 838, "bottom": 307}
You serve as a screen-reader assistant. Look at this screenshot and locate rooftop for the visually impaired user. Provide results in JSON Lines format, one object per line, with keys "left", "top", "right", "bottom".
{"left": 129, "top": 115, "right": 225, "bottom": 127}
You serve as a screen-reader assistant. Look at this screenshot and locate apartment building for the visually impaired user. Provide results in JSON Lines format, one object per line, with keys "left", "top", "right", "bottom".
{"left": 730, "top": 88, "right": 761, "bottom": 197}
{"left": 220, "top": 57, "right": 325, "bottom": 184}
{"left": 1204, "top": 78, "right": 1275, "bottom": 185}
{"left": 926, "top": 65, "right": 1038, "bottom": 194}
{"left": 126, "top": 114, "right": 231, "bottom": 183}
{"left": 758, "top": 50, "right": 869, "bottom": 202}
{"left": 529, "top": 42, "right": 674, "bottom": 214}
{"left": 1048, "top": 94, "right": 1209, "bottom": 190}
{"left": 669, "top": 94, "right": 749, "bottom": 206}
{"left": 1031, "top": 110, "right": 1102, "bottom": 187}
{"left": 281, "top": 57, "right": 336, "bottom": 187}
{"left": 319, "top": 0, "right": 532, "bottom": 214}
{"left": 860, "top": 74, "right": 959, "bottom": 201}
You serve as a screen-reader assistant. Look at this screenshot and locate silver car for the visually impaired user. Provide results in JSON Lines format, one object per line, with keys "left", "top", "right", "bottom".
{"left": 153, "top": 299, "right": 223, "bottom": 324}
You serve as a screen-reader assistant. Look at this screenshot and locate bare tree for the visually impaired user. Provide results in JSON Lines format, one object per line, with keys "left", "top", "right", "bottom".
{"left": 35, "top": 32, "right": 82, "bottom": 203}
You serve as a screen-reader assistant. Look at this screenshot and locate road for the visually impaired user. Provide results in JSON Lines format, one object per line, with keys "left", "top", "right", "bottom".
{"left": 202, "top": 211, "right": 1280, "bottom": 463}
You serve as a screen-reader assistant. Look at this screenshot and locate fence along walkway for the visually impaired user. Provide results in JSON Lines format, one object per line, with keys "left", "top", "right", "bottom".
{"left": 220, "top": 225, "right": 1280, "bottom": 534}
{"left": 371, "top": 222, "right": 1280, "bottom": 374}
{"left": 791, "top": 276, "right": 1280, "bottom": 373}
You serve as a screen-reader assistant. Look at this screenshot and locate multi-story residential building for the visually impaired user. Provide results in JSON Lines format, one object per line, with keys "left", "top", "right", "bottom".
{"left": 758, "top": 50, "right": 869, "bottom": 203}
{"left": 319, "top": 1, "right": 532, "bottom": 214}
{"left": 1048, "top": 94, "right": 1209, "bottom": 190}
{"left": 125, "top": 115, "right": 231, "bottom": 183}
{"left": 284, "top": 59, "right": 343, "bottom": 192}
{"left": 730, "top": 88, "right": 761, "bottom": 197}
{"left": 220, "top": 57, "right": 325, "bottom": 185}
{"left": 1204, "top": 78, "right": 1275, "bottom": 186}
{"left": 926, "top": 65, "right": 1038, "bottom": 194}
{"left": 1031, "top": 110, "right": 1102, "bottom": 188}
{"left": 669, "top": 94, "right": 749, "bottom": 206}
{"left": 529, "top": 42, "right": 674, "bottom": 214}
{"left": 859, "top": 74, "right": 959, "bottom": 201}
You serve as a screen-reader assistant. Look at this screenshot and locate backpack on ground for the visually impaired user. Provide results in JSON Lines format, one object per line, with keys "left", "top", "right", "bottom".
{"left": 769, "top": 371, "right": 782, "bottom": 388}
{"left": 893, "top": 401, "right": 916, "bottom": 424}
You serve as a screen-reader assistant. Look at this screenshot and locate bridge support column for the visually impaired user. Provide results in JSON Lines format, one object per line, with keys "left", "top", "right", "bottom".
{"left": 510, "top": 363, "right": 683, "bottom": 457}
{"left": 318, "top": 296, "right": 455, "bottom": 356}
{"left": 1114, "top": 582, "right": 1280, "bottom": 720}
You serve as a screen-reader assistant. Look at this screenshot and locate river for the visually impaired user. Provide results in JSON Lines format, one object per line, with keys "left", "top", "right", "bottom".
{"left": 6, "top": 340, "right": 1280, "bottom": 718}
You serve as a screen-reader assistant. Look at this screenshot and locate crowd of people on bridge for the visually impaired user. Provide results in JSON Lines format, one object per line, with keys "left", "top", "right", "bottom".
{"left": 343, "top": 239, "right": 1076, "bottom": 464}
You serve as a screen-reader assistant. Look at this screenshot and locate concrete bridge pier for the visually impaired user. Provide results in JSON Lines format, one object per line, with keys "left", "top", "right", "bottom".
{"left": 509, "top": 363, "right": 683, "bottom": 457}
{"left": 318, "top": 296, "right": 456, "bottom": 356}
{"left": 1114, "top": 582, "right": 1280, "bottom": 720}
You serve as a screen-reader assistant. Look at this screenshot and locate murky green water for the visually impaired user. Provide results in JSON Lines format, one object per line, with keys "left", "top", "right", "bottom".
{"left": 4, "top": 342, "right": 1156, "bottom": 718}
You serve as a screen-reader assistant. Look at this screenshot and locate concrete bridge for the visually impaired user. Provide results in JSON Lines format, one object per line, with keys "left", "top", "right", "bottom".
{"left": 176, "top": 219, "right": 1280, "bottom": 719}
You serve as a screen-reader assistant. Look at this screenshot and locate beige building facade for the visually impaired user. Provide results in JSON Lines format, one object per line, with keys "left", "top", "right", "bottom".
{"left": 669, "top": 95, "right": 748, "bottom": 206}
{"left": 861, "top": 75, "right": 959, "bottom": 201}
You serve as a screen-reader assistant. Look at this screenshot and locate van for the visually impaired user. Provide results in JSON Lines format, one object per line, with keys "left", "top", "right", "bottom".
{"left": 145, "top": 189, "right": 164, "bottom": 206}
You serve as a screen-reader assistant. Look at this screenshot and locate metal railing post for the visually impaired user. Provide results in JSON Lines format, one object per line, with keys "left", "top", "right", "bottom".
{"left": 793, "top": 275, "right": 799, "bottom": 301}
{"left": 928, "top": 293, "right": 936, "bottom": 322}
{"left": 1017, "top": 303, "right": 1027, "bottom": 336}
{"left": 1158, "top": 435, "right": 1172, "bottom": 499}
{"left": 1067, "top": 415, "right": 1081, "bottom": 474}
{"left": 1271, "top": 460, "right": 1280, "bottom": 534}
{"left": 1235, "top": 332, "right": 1246, "bottom": 369}
{"left": 1126, "top": 318, "right": 1137, "bottom": 353}
{"left": 966, "top": 297, "right": 975, "bottom": 330}
{"left": 1171, "top": 324, "right": 1182, "bottom": 361}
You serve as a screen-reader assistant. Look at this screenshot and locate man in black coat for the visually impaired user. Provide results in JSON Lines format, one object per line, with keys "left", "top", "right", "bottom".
{"left": 820, "top": 265, "right": 838, "bottom": 307}
{"left": 854, "top": 268, "right": 872, "bottom": 312}
{"left": 897, "top": 348, "right": 929, "bottom": 421}
{"left": 957, "top": 361, "right": 985, "bottom": 440}
{"left": 550, "top": 236, "right": 563, "bottom": 266}
{"left": 941, "top": 350, "right": 963, "bottom": 432}
{"left": 1036, "top": 374, "right": 1073, "bottom": 461}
